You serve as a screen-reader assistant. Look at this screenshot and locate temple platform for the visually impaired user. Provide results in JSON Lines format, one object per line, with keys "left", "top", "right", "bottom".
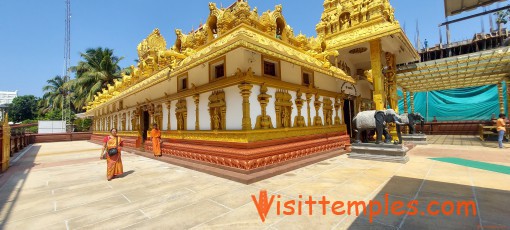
{"left": 91, "top": 130, "right": 350, "bottom": 184}
{"left": 401, "top": 133, "right": 428, "bottom": 145}
{"left": 348, "top": 142, "right": 410, "bottom": 163}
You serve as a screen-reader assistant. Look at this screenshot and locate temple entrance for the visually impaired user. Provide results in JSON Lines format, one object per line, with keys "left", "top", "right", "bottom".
{"left": 142, "top": 111, "right": 150, "bottom": 141}
{"left": 343, "top": 99, "right": 355, "bottom": 138}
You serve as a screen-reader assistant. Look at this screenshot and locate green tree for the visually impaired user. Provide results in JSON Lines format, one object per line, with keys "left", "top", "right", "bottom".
{"left": 73, "top": 118, "right": 93, "bottom": 132}
{"left": 67, "top": 47, "right": 124, "bottom": 112}
{"left": 8, "top": 95, "right": 39, "bottom": 123}
{"left": 495, "top": 9, "right": 509, "bottom": 30}
{"left": 40, "top": 75, "right": 67, "bottom": 114}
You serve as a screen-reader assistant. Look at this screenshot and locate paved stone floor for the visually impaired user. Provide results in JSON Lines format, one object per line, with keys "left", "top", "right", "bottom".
{"left": 0, "top": 136, "right": 509, "bottom": 229}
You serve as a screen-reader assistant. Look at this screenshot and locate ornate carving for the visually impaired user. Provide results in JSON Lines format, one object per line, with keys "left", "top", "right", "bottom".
{"left": 275, "top": 90, "right": 292, "bottom": 128}
{"left": 323, "top": 97, "right": 333, "bottom": 126}
{"left": 121, "top": 113, "right": 126, "bottom": 131}
{"left": 239, "top": 83, "right": 253, "bottom": 130}
{"left": 293, "top": 89, "right": 306, "bottom": 127}
{"left": 175, "top": 99, "right": 187, "bottom": 130}
{"left": 313, "top": 93, "right": 323, "bottom": 126}
{"left": 153, "top": 104, "right": 163, "bottom": 129}
{"left": 334, "top": 95, "right": 343, "bottom": 125}
{"left": 306, "top": 93, "right": 313, "bottom": 127}
{"left": 166, "top": 101, "right": 172, "bottom": 131}
{"left": 255, "top": 84, "right": 274, "bottom": 129}
{"left": 208, "top": 90, "right": 226, "bottom": 131}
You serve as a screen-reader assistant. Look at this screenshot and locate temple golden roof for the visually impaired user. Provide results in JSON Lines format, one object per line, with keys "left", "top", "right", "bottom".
{"left": 85, "top": 0, "right": 358, "bottom": 112}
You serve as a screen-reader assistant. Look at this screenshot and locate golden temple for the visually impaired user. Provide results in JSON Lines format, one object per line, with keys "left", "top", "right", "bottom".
{"left": 86, "top": 0, "right": 418, "bottom": 182}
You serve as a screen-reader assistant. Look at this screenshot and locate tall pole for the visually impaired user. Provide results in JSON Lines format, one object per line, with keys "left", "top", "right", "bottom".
{"left": 63, "top": 0, "right": 71, "bottom": 131}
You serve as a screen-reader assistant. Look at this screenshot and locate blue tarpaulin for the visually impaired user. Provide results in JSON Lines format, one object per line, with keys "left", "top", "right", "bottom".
{"left": 398, "top": 83, "right": 508, "bottom": 121}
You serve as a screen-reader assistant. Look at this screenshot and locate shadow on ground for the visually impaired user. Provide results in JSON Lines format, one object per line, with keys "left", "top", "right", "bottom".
{"left": 348, "top": 176, "right": 510, "bottom": 229}
{"left": 0, "top": 145, "right": 40, "bottom": 227}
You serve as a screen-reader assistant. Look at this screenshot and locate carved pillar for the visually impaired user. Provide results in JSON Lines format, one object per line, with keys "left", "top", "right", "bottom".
{"left": 313, "top": 93, "right": 323, "bottom": 126}
{"left": 134, "top": 109, "right": 141, "bottom": 134}
{"left": 113, "top": 115, "right": 118, "bottom": 131}
{"left": 410, "top": 92, "right": 415, "bottom": 113}
{"left": 239, "top": 83, "right": 253, "bottom": 130}
{"left": 293, "top": 90, "right": 306, "bottom": 127}
{"left": 370, "top": 39, "right": 385, "bottom": 110}
{"left": 106, "top": 116, "right": 111, "bottom": 131}
{"left": 255, "top": 84, "right": 273, "bottom": 129}
{"left": 193, "top": 94, "right": 200, "bottom": 130}
{"left": 166, "top": 101, "right": 171, "bottom": 131}
{"left": 121, "top": 113, "right": 126, "bottom": 131}
{"left": 306, "top": 93, "right": 313, "bottom": 126}
{"left": 323, "top": 97, "right": 333, "bottom": 126}
{"left": 498, "top": 82, "right": 505, "bottom": 114}
{"left": 1, "top": 113, "right": 10, "bottom": 172}
{"left": 403, "top": 90, "right": 408, "bottom": 114}
{"left": 334, "top": 96, "right": 341, "bottom": 125}
{"left": 385, "top": 52, "right": 398, "bottom": 113}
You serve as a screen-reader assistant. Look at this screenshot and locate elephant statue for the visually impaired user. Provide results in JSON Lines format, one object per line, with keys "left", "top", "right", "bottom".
{"left": 353, "top": 109, "right": 404, "bottom": 144}
{"left": 399, "top": 113, "right": 425, "bottom": 134}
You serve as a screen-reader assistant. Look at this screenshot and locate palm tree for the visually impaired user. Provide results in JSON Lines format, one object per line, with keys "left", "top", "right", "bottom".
{"left": 67, "top": 47, "right": 124, "bottom": 111}
{"left": 40, "top": 75, "right": 67, "bottom": 114}
{"left": 495, "top": 9, "right": 509, "bottom": 31}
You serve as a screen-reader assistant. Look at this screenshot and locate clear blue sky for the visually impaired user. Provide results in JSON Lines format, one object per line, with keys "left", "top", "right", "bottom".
{"left": 0, "top": 0, "right": 507, "bottom": 97}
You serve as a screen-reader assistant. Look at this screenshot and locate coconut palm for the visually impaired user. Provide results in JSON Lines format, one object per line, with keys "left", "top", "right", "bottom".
{"left": 67, "top": 47, "right": 124, "bottom": 112}
{"left": 40, "top": 75, "right": 67, "bottom": 114}
{"left": 495, "top": 9, "right": 509, "bottom": 30}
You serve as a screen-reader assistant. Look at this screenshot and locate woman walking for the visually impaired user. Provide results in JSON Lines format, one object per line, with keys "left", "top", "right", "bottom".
{"left": 150, "top": 123, "right": 162, "bottom": 157}
{"left": 101, "top": 128, "right": 124, "bottom": 181}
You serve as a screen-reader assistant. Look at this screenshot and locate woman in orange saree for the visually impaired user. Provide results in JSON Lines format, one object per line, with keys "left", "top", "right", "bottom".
{"left": 150, "top": 123, "right": 162, "bottom": 157}
{"left": 101, "top": 128, "right": 124, "bottom": 181}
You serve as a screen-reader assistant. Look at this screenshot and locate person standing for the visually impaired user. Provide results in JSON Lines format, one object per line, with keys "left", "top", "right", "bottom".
{"left": 150, "top": 123, "right": 162, "bottom": 157}
{"left": 101, "top": 128, "right": 124, "bottom": 181}
{"left": 497, "top": 113, "right": 507, "bottom": 149}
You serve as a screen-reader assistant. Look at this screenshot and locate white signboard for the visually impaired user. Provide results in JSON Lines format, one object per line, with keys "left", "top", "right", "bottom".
{"left": 38, "top": 120, "right": 66, "bottom": 134}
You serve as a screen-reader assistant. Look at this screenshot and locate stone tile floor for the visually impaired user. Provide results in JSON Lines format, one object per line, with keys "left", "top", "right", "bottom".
{"left": 0, "top": 135, "right": 508, "bottom": 229}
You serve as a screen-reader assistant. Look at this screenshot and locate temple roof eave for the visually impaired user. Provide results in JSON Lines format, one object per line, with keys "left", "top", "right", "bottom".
{"left": 85, "top": 26, "right": 357, "bottom": 115}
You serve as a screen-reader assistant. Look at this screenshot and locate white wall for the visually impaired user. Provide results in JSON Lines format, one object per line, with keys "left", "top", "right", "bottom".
{"left": 224, "top": 85, "right": 243, "bottom": 130}
{"left": 249, "top": 84, "right": 261, "bottom": 129}
{"left": 248, "top": 87, "right": 317, "bottom": 129}
{"left": 245, "top": 49, "right": 262, "bottom": 76}
{"left": 170, "top": 100, "right": 177, "bottom": 131}
{"left": 199, "top": 92, "right": 213, "bottom": 130}
{"left": 281, "top": 61, "right": 301, "bottom": 85}
{"left": 315, "top": 72, "right": 339, "bottom": 92}
{"left": 226, "top": 48, "right": 246, "bottom": 77}
{"left": 189, "top": 63, "right": 209, "bottom": 87}
{"left": 356, "top": 79, "right": 373, "bottom": 99}
{"left": 162, "top": 103, "right": 169, "bottom": 131}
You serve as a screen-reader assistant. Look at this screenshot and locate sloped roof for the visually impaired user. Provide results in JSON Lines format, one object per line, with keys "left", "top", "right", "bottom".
{"left": 397, "top": 46, "right": 510, "bottom": 92}
{"left": 444, "top": 0, "right": 506, "bottom": 16}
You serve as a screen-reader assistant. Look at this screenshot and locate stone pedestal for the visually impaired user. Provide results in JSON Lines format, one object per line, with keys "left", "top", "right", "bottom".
{"left": 348, "top": 143, "right": 409, "bottom": 163}
{"left": 402, "top": 134, "right": 428, "bottom": 145}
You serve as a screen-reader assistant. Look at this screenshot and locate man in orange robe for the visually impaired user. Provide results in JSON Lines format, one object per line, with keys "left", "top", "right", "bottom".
{"left": 150, "top": 123, "right": 162, "bottom": 157}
